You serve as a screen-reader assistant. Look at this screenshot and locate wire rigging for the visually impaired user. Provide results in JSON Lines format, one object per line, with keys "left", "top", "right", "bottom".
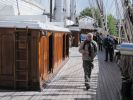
{"left": 0, "top": 0, "right": 44, "bottom": 13}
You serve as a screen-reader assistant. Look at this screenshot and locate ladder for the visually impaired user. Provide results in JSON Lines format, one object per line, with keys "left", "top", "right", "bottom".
{"left": 14, "top": 29, "right": 29, "bottom": 89}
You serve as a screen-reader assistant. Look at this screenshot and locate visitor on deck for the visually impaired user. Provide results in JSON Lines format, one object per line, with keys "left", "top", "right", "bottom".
{"left": 97, "top": 33, "right": 103, "bottom": 51}
{"left": 103, "top": 35, "right": 114, "bottom": 62}
{"left": 79, "top": 33, "right": 97, "bottom": 90}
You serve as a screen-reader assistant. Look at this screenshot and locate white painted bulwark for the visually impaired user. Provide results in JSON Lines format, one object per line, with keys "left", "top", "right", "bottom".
{"left": 0, "top": 20, "right": 70, "bottom": 32}
{"left": 68, "top": 26, "right": 80, "bottom": 32}
{"left": 0, "top": 15, "right": 48, "bottom": 22}
{"left": 47, "top": 22, "right": 65, "bottom": 27}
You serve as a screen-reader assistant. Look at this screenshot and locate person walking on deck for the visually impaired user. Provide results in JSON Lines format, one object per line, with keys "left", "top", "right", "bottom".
{"left": 97, "top": 33, "right": 103, "bottom": 51}
{"left": 103, "top": 35, "right": 114, "bottom": 62}
{"left": 79, "top": 33, "right": 97, "bottom": 90}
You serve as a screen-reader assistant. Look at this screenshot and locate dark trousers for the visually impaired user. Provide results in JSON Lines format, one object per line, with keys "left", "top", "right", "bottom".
{"left": 105, "top": 47, "right": 114, "bottom": 61}
{"left": 98, "top": 43, "right": 103, "bottom": 51}
{"left": 83, "top": 60, "right": 93, "bottom": 87}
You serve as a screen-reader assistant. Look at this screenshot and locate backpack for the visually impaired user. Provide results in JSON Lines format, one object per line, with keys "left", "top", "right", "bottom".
{"left": 91, "top": 41, "right": 97, "bottom": 59}
{"left": 83, "top": 40, "right": 97, "bottom": 59}
{"left": 92, "top": 41, "right": 97, "bottom": 53}
{"left": 104, "top": 38, "right": 113, "bottom": 48}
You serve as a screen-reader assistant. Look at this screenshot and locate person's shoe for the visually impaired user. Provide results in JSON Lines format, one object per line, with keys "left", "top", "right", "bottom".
{"left": 86, "top": 85, "right": 90, "bottom": 90}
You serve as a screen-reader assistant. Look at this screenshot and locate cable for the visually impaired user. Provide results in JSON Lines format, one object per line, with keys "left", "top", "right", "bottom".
{"left": 21, "top": 0, "right": 44, "bottom": 10}
{"left": 0, "top": 5, "right": 8, "bottom": 11}
{"left": 116, "top": 0, "right": 125, "bottom": 18}
{"left": 87, "top": 0, "right": 94, "bottom": 19}
{"left": 16, "top": 0, "right": 20, "bottom": 15}
{"left": 96, "top": 0, "right": 102, "bottom": 12}
{"left": 0, "top": 0, "right": 44, "bottom": 13}
{"left": 116, "top": 0, "right": 128, "bottom": 40}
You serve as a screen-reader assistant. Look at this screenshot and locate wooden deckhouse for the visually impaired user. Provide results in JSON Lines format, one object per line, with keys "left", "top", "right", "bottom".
{"left": 68, "top": 26, "right": 80, "bottom": 47}
{"left": 0, "top": 20, "right": 70, "bottom": 90}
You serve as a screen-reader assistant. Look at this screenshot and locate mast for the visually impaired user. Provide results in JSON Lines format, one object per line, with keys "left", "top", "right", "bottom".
{"left": 16, "top": 0, "right": 20, "bottom": 15}
{"left": 50, "top": 0, "right": 52, "bottom": 22}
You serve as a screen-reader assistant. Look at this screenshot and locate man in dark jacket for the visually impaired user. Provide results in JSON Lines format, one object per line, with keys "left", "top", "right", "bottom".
{"left": 103, "top": 35, "right": 114, "bottom": 62}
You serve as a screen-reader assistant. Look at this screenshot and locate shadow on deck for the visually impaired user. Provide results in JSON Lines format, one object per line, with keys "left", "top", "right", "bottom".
{"left": 0, "top": 47, "right": 133, "bottom": 100}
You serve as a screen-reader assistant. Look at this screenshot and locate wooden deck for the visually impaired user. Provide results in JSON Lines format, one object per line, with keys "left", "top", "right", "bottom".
{"left": 0, "top": 47, "right": 125, "bottom": 100}
{"left": 95, "top": 50, "right": 122, "bottom": 100}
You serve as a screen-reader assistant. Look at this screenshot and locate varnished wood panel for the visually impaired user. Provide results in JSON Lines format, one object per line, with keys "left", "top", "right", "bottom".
{"left": 43, "top": 36, "right": 48, "bottom": 79}
{"left": 0, "top": 28, "right": 69, "bottom": 90}
{"left": 30, "top": 30, "right": 40, "bottom": 88}
{"left": 0, "top": 30, "right": 14, "bottom": 88}
{"left": 39, "top": 36, "right": 44, "bottom": 80}
{"left": 53, "top": 33, "right": 57, "bottom": 69}
{"left": 0, "top": 32, "right": 1, "bottom": 74}
{"left": 0, "top": 33, "right": 14, "bottom": 75}
{"left": 58, "top": 33, "right": 63, "bottom": 65}
{"left": 38, "top": 35, "right": 49, "bottom": 81}
{"left": 72, "top": 32, "right": 80, "bottom": 47}
{"left": 53, "top": 32, "right": 64, "bottom": 70}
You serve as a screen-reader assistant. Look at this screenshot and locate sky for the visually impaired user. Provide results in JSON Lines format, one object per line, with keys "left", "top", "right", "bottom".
{"left": 41, "top": 0, "right": 91, "bottom": 14}
{"left": 76, "top": 0, "right": 89, "bottom": 14}
{"left": 77, "top": 0, "right": 123, "bottom": 18}
{"left": 41, "top": 0, "right": 124, "bottom": 18}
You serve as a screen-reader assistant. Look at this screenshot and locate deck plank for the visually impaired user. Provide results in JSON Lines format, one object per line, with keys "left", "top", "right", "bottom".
{"left": 0, "top": 47, "right": 122, "bottom": 100}
{"left": 98, "top": 51, "right": 122, "bottom": 100}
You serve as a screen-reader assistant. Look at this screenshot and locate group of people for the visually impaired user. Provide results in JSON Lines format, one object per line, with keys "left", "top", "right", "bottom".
{"left": 79, "top": 32, "right": 118, "bottom": 90}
